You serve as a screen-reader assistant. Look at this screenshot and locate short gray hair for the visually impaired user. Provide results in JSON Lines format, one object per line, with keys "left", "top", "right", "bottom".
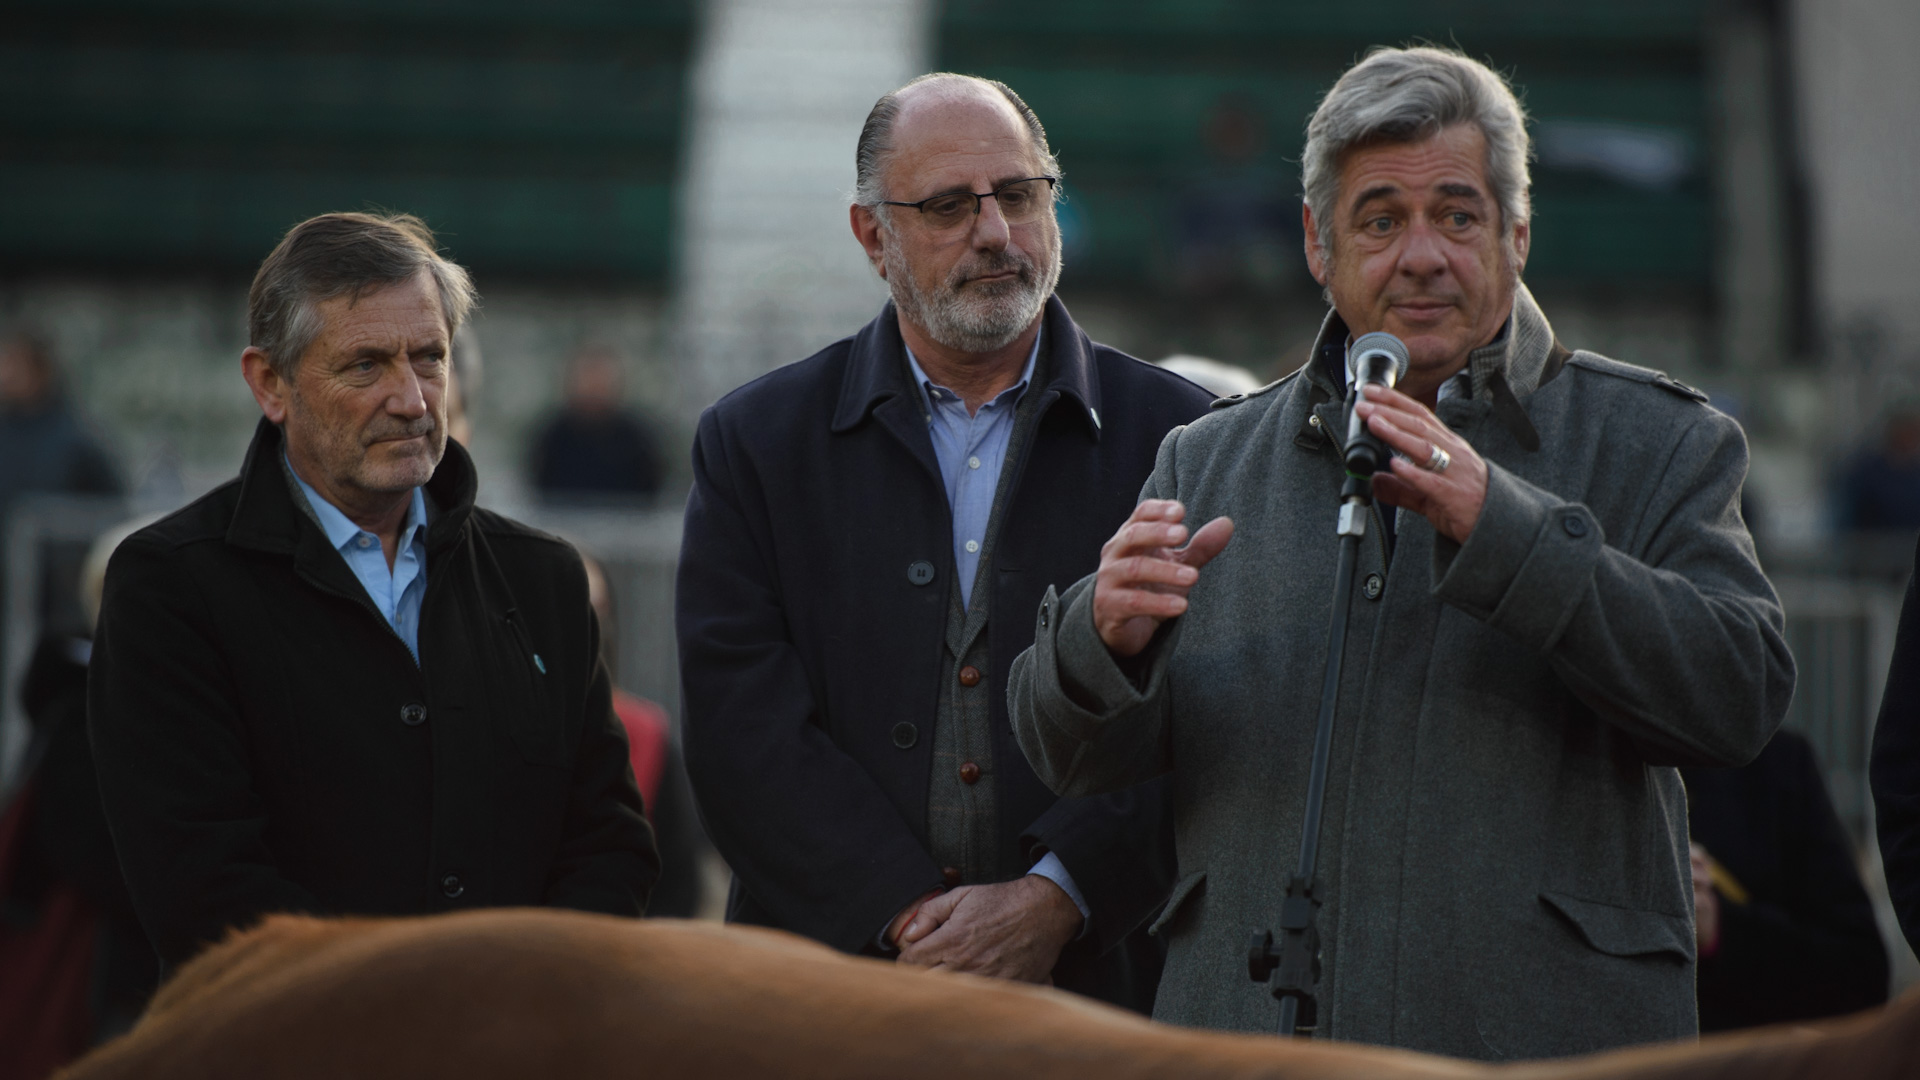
{"left": 853, "top": 73, "right": 1062, "bottom": 212}
{"left": 1302, "top": 46, "right": 1532, "bottom": 256}
{"left": 248, "top": 211, "right": 477, "bottom": 376}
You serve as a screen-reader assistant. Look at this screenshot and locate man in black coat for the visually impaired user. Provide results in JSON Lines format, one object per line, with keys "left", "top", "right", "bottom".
{"left": 1686, "top": 729, "right": 1888, "bottom": 1030}
{"left": 1873, "top": 532, "right": 1920, "bottom": 954}
{"left": 677, "top": 74, "right": 1213, "bottom": 1010}
{"left": 89, "top": 212, "right": 658, "bottom": 970}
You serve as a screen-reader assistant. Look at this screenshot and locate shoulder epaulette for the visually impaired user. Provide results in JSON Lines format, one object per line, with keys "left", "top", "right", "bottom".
{"left": 1209, "top": 369, "right": 1298, "bottom": 410}
{"left": 1565, "top": 352, "right": 1709, "bottom": 405}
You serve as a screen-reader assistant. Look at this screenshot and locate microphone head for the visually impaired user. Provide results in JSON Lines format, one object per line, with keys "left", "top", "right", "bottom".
{"left": 1348, "top": 331, "right": 1410, "bottom": 388}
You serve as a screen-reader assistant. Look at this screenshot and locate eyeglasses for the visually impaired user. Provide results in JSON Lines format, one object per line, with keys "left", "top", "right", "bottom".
{"left": 880, "top": 177, "right": 1059, "bottom": 231}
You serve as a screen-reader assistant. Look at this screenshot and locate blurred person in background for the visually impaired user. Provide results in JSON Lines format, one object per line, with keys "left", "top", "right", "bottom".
{"left": 678, "top": 73, "right": 1213, "bottom": 1011}
{"left": 1009, "top": 46, "right": 1790, "bottom": 1055}
{"left": 0, "top": 332, "right": 123, "bottom": 522}
{"left": 1835, "top": 401, "right": 1920, "bottom": 547}
{"left": 0, "top": 517, "right": 160, "bottom": 1080}
{"left": 1172, "top": 95, "right": 1299, "bottom": 296}
{"left": 87, "top": 212, "right": 658, "bottom": 971}
{"left": 1683, "top": 728, "right": 1888, "bottom": 1031}
{"left": 528, "top": 345, "right": 664, "bottom": 505}
{"left": 581, "top": 553, "right": 708, "bottom": 918}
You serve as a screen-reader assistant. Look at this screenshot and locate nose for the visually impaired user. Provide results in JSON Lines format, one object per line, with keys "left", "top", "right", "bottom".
{"left": 387, "top": 364, "right": 428, "bottom": 419}
{"left": 968, "top": 194, "right": 1012, "bottom": 252}
{"left": 1396, "top": 215, "right": 1448, "bottom": 280}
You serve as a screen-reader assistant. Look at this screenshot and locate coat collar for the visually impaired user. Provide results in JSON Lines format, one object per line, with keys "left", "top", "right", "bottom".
{"left": 226, "top": 416, "right": 478, "bottom": 558}
{"left": 1301, "top": 283, "right": 1556, "bottom": 399}
{"left": 829, "top": 294, "right": 1105, "bottom": 440}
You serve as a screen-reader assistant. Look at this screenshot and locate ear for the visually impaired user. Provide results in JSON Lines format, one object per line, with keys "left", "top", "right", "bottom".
{"left": 241, "top": 346, "right": 292, "bottom": 425}
{"left": 1509, "top": 216, "right": 1531, "bottom": 275}
{"left": 850, "top": 204, "right": 889, "bottom": 279}
{"left": 1302, "top": 202, "right": 1329, "bottom": 285}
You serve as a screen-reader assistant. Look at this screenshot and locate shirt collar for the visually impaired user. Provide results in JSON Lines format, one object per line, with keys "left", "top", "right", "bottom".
{"left": 903, "top": 328, "right": 1042, "bottom": 417}
{"left": 285, "top": 451, "right": 427, "bottom": 554}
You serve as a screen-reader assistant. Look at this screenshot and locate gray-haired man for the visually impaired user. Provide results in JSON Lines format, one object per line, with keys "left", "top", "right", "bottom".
{"left": 1010, "top": 47, "right": 1793, "bottom": 1058}
{"left": 90, "top": 212, "right": 658, "bottom": 968}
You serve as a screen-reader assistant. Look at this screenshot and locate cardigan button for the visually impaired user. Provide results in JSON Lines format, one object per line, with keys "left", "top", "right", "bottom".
{"left": 891, "top": 722, "right": 918, "bottom": 749}
{"left": 958, "top": 665, "right": 982, "bottom": 687}
{"left": 942, "top": 867, "right": 962, "bottom": 888}
{"left": 440, "top": 873, "right": 464, "bottom": 899}
{"left": 400, "top": 703, "right": 428, "bottom": 726}
{"left": 907, "top": 561, "right": 936, "bottom": 586}
{"left": 959, "top": 762, "right": 981, "bottom": 785}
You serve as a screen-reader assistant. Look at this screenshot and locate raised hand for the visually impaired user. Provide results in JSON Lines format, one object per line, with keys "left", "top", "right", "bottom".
{"left": 1091, "top": 499, "right": 1234, "bottom": 658}
{"left": 1353, "top": 385, "right": 1488, "bottom": 543}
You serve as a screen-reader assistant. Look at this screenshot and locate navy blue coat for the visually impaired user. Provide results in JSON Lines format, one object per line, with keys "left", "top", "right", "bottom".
{"left": 677, "top": 297, "right": 1213, "bottom": 1009}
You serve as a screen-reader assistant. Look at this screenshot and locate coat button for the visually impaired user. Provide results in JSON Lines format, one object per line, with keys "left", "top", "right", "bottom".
{"left": 1563, "top": 515, "right": 1589, "bottom": 538}
{"left": 891, "top": 722, "right": 918, "bottom": 749}
{"left": 440, "top": 873, "right": 464, "bottom": 899}
{"left": 959, "top": 762, "right": 981, "bottom": 785}
{"left": 942, "top": 867, "right": 962, "bottom": 888}
{"left": 958, "top": 665, "right": 981, "bottom": 687}
{"left": 400, "top": 703, "right": 428, "bottom": 726}
{"left": 1363, "top": 573, "right": 1384, "bottom": 601}
{"left": 907, "top": 561, "right": 936, "bottom": 586}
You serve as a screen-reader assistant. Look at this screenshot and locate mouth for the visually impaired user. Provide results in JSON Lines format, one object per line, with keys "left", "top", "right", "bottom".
{"left": 1388, "top": 300, "right": 1456, "bottom": 322}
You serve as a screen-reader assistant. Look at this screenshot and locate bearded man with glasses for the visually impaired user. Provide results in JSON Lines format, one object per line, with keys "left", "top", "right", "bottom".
{"left": 677, "top": 73, "right": 1213, "bottom": 1009}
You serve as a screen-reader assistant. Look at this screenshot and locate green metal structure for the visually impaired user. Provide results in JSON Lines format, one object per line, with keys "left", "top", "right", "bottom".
{"left": 2, "top": 0, "right": 695, "bottom": 279}
{"left": 940, "top": 0, "right": 1713, "bottom": 291}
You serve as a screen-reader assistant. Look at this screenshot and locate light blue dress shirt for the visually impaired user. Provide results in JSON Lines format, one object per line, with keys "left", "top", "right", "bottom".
{"left": 287, "top": 456, "right": 430, "bottom": 664}
{"left": 904, "top": 335, "right": 1040, "bottom": 612}
{"left": 900, "top": 333, "right": 1090, "bottom": 925}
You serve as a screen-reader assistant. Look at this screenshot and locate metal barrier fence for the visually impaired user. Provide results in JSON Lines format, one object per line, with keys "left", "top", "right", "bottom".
{"left": 8, "top": 497, "right": 1908, "bottom": 832}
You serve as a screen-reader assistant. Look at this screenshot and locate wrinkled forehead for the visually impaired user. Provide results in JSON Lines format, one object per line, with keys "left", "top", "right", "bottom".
{"left": 313, "top": 271, "right": 450, "bottom": 353}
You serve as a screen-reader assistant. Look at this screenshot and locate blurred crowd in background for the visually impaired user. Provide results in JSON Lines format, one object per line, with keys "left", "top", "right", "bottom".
{"left": 1, "top": 0, "right": 1918, "bottom": 1072}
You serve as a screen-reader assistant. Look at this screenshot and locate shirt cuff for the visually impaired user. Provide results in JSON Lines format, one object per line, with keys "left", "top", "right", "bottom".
{"left": 1028, "top": 851, "right": 1092, "bottom": 933}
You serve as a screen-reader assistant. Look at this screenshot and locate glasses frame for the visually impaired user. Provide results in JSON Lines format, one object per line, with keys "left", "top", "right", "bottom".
{"left": 879, "top": 176, "right": 1060, "bottom": 228}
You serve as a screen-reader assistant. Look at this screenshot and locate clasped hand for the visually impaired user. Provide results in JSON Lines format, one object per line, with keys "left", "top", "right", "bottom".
{"left": 891, "top": 875, "right": 1083, "bottom": 984}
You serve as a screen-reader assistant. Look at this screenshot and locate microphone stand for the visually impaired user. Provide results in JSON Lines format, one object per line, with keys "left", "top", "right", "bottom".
{"left": 1247, "top": 382, "right": 1381, "bottom": 1038}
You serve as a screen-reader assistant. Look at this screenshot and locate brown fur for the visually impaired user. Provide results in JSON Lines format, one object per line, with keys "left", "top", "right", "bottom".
{"left": 58, "top": 910, "right": 1918, "bottom": 1079}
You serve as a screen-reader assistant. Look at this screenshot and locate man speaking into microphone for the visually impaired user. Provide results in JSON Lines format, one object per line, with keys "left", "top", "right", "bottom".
{"left": 1008, "top": 46, "right": 1793, "bottom": 1060}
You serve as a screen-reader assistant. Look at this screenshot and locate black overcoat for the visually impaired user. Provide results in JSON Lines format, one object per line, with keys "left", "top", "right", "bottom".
{"left": 677, "top": 298, "right": 1213, "bottom": 1009}
{"left": 1873, "top": 532, "right": 1920, "bottom": 953}
{"left": 89, "top": 419, "right": 658, "bottom": 968}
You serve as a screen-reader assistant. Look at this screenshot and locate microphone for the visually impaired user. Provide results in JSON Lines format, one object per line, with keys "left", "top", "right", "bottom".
{"left": 1343, "top": 331, "right": 1410, "bottom": 477}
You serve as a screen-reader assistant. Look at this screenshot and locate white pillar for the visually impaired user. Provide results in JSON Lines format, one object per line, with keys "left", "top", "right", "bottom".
{"left": 673, "top": 0, "right": 932, "bottom": 411}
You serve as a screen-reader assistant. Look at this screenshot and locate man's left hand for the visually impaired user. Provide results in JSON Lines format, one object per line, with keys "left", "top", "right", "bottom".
{"left": 1355, "top": 385, "right": 1488, "bottom": 543}
{"left": 895, "top": 875, "right": 1082, "bottom": 983}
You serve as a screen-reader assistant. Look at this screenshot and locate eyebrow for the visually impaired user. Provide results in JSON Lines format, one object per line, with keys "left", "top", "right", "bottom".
{"left": 1437, "top": 182, "right": 1485, "bottom": 200}
{"left": 1352, "top": 184, "right": 1399, "bottom": 206}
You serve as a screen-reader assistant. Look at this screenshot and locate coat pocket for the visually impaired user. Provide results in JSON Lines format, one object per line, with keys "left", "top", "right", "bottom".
{"left": 1539, "top": 891, "right": 1694, "bottom": 962}
{"left": 500, "top": 608, "right": 565, "bottom": 767}
{"left": 1149, "top": 869, "right": 1206, "bottom": 937}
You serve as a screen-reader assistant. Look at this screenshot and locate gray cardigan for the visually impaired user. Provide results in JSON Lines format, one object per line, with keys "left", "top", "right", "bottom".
{"left": 1008, "top": 287, "right": 1793, "bottom": 1061}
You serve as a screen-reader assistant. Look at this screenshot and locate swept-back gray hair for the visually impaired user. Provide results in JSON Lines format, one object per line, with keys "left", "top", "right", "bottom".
{"left": 248, "top": 211, "right": 477, "bottom": 376}
{"left": 853, "top": 72, "right": 1062, "bottom": 213}
{"left": 1302, "top": 46, "right": 1531, "bottom": 256}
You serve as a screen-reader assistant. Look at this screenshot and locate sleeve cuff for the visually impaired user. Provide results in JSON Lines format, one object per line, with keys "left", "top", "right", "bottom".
{"left": 1028, "top": 851, "right": 1092, "bottom": 936}
{"left": 1432, "top": 462, "right": 1604, "bottom": 651}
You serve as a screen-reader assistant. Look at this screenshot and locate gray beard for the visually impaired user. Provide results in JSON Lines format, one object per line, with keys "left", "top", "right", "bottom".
{"left": 885, "top": 236, "right": 1062, "bottom": 354}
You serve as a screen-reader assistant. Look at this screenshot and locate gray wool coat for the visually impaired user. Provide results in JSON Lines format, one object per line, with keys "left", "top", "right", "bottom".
{"left": 1007, "top": 286, "right": 1794, "bottom": 1061}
